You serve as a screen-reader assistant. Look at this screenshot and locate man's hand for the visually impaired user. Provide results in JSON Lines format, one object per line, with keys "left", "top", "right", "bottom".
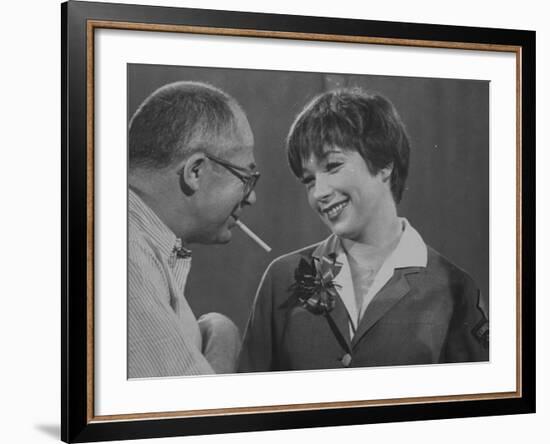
{"left": 198, "top": 312, "right": 241, "bottom": 374}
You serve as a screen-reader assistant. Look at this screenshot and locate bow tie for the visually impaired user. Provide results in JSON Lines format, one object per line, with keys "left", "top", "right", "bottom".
{"left": 169, "top": 238, "right": 192, "bottom": 266}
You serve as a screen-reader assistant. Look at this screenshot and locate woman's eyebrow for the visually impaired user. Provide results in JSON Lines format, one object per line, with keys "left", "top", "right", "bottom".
{"left": 300, "top": 162, "right": 315, "bottom": 176}
{"left": 301, "top": 167, "right": 312, "bottom": 176}
{"left": 320, "top": 148, "right": 343, "bottom": 158}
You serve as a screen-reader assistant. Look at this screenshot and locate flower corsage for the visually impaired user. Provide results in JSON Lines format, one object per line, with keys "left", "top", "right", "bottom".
{"left": 288, "top": 254, "right": 342, "bottom": 315}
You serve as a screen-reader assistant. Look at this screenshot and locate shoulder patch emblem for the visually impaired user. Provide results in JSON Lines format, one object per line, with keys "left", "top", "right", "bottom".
{"left": 472, "top": 318, "right": 489, "bottom": 349}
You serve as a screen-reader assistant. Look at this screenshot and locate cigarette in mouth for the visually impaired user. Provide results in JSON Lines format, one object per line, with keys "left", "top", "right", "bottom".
{"left": 235, "top": 220, "right": 272, "bottom": 253}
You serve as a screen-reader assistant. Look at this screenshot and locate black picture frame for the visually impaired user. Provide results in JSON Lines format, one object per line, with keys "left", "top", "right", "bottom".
{"left": 61, "top": 1, "right": 536, "bottom": 442}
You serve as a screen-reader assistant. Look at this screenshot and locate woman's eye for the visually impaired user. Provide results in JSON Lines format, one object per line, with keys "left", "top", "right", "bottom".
{"left": 326, "top": 162, "right": 343, "bottom": 172}
{"left": 301, "top": 176, "right": 314, "bottom": 187}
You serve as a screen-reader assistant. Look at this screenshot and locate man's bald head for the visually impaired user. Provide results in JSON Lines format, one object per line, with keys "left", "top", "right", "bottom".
{"left": 129, "top": 81, "right": 246, "bottom": 172}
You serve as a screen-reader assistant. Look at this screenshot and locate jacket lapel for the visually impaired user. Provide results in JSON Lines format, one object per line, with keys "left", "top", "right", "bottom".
{"left": 312, "top": 236, "right": 352, "bottom": 352}
{"left": 327, "top": 292, "right": 352, "bottom": 352}
{"left": 351, "top": 268, "right": 418, "bottom": 349}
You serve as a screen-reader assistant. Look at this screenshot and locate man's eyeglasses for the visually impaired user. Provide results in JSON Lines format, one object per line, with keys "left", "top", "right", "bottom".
{"left": 205, "top": 153, "right": 260, "bottom": 200}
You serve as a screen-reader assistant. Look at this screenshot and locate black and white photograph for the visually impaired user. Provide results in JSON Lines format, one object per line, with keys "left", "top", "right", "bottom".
{"left": 127, "top": 64, "right": 489, "bottom": 378}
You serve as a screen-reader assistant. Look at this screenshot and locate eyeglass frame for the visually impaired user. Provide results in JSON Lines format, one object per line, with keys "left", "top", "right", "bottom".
{"left": 177, "top": 152, "right": 260, "bottom": 200}
{"left": 205, "top": 153, "right": 260, "bottom": 200}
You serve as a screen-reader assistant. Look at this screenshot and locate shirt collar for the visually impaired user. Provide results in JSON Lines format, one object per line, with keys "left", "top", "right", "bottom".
{"left": 387, "top": 218, "right": 428, "bottom": 269}
{"left": 312, "top": 218, "right": 427, "bottom": 269}
{"left": 128, "top": 188, "right": 191, "bottom": 261}
{"left": 312, "top": 218, "right": 427, "bottom": 330}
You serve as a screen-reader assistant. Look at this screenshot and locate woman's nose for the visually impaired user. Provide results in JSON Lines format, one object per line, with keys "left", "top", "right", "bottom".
{"left": 311, "top": 174, "right": 332, "bottom": 201}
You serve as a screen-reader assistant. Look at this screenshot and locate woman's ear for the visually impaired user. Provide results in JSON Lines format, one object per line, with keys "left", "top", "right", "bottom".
{"left": 177, "top": 152, "right": 206, "bottom": 196}
{"left": 379, "top": 162, "right": 394, "bottom": 182}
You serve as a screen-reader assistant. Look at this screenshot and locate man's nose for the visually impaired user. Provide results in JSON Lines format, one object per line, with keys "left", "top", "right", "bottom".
{"left": 243, "top": 189, "right": 256, "bottom": 205}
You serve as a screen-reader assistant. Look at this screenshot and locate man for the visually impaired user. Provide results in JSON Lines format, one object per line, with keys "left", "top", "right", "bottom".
{"left": 128, "top": 81, "right": 260, "bottom": 378}
{"left": 239, "top": 88, "right": 488, "bottom": 372}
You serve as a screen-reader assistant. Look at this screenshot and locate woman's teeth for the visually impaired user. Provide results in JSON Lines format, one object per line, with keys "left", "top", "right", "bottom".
{"left": 325, "top": 200, "right": 348, "bottom": 219}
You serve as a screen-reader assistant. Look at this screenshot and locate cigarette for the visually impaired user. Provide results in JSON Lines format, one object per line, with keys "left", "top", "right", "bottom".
{"left": 235, "top": 220, "right": 272, "bottom": 253}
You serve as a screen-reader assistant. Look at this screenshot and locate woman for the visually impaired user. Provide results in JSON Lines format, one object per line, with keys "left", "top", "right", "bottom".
{"left": 239, "top": 88, "right": 488, "bottom": 372}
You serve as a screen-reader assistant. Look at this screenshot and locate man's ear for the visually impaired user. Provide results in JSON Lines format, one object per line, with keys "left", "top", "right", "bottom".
{"left": 177, "top": 152, "right": 207, "bottom": 196}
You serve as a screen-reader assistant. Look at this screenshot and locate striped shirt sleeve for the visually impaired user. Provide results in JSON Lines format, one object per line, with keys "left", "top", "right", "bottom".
{"left": 128, "top": 240, "right": 214, "bottom": 378}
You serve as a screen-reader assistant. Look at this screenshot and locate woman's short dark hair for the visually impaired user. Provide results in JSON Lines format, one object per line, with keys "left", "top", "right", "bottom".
{"left": 129, "top": 81, "right": 238, "bottom": 171}
{"left": 287, "top": 88, "right": 411, "bottom": 203}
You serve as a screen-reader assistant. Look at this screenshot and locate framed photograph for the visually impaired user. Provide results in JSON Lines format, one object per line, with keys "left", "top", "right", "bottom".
{"left": 62, "top": 1, "right": 535, "bottom": 442}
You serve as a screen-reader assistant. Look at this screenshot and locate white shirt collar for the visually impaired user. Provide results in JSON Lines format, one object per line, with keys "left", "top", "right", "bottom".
{"left": 313, "top": 218, "right": 427, "bottom": 331}
{"left": 312, "top": 218, "right": 427, "bottom": 269}
{"left": 387, "top": 218, "right": 428, "bottom": 269}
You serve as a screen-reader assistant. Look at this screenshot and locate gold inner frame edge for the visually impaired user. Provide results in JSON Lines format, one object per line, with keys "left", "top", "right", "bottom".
{"left": 85, "top": 19, "right": 523, "bottom": 423}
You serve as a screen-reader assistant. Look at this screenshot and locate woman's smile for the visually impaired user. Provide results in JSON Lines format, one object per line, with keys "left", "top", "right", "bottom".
{"left": 320, "top": 197, "right": 350, "bottom": 220}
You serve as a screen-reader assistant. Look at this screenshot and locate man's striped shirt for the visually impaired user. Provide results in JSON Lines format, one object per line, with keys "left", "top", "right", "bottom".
{"left": 128, "top": 189, "right": 214, "bottom": 378}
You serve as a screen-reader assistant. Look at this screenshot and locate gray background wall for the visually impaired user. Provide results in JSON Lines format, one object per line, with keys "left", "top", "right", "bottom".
{"left": 128, "top": 64, "right": 489, "bottom": 332}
